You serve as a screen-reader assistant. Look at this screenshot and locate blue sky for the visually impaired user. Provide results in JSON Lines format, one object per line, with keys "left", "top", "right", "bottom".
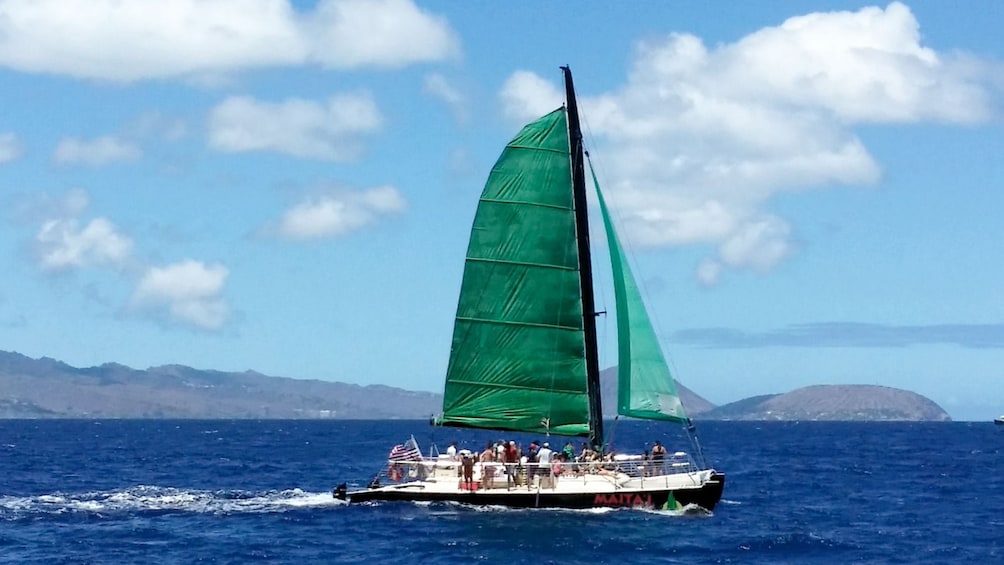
{"left": 0, "top": 1, "right": 1001, "bottom": 420}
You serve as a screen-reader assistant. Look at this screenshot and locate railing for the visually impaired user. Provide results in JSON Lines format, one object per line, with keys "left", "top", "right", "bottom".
{"left": 384, "top": 451, "right": 700, "bottom": 490}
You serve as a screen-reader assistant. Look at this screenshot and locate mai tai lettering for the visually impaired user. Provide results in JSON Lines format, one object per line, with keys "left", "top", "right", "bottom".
{"left": 593, "top": 493, "right": 652, "bottom": 507}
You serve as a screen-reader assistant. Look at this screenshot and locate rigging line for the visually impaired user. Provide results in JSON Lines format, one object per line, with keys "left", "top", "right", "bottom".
{"left": 578, "top": 114, "right": 615, "bottom": 431}
{"left": 583, "top": 158, "right": 613, "bottom": 398}
{"left": 583, "top": 189, "right": 613, "bottom": 444}
{"left": 578, "top": 119, "right": 614, "bottom": 431}
{"left": 607, "top": 415, "right": 620, "bottom": 453}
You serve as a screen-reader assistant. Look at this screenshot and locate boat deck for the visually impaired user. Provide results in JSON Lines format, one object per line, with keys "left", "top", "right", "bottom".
{"left": 371, "top": 453, "right": 712, "bottom": 494}
{"left": 341, "top": 454, "right": 724, "bottom": 510}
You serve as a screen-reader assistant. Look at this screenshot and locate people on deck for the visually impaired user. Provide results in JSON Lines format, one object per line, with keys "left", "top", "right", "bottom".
{"left": 552, "top": 451, "right": 567, "bottom": 477}
{"left": 504, "top": 440, "right": 519, "bottom": 487}
{"left": 479, "top": 442, "right": 496, "bottom": 489}
{"left": 651, "top": 440, "right": 667, "bottom": 475}
{"left": 460, "top": 451, "right": 475, "bottom": 489}
{"left": 525, "top": 441, "right": 539, "bottom": 486}
{"left": 383, "top": 436, "right": 683, "bottom": 493}
{"left": 562, "top": 441, "right": 575, "bottom": 462}
{"left": 537, "top": 442, "right": 554, "bottom": 487}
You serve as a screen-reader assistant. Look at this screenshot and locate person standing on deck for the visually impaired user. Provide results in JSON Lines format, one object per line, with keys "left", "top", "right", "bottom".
{"left": 479, "top": 442, "right": 495, "bottom": 489}
{"left": 503, "top": 440, "right": 519, "bottom": 488}
{"left": 526, "top": 441, "right": 539, "bottom": 486}
{"left": 651, "top": 440, "right": 667, "bottom": 475}
{"left": 460, "top": 452, "right": 475, "bottom": 490}
{"left": 537, "top": 442, "right": 554, "bottom": 488}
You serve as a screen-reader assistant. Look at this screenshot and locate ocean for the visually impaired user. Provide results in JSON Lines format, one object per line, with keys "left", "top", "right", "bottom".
{"left": 1, "top": 419, "right": 1000, "bottom": 564}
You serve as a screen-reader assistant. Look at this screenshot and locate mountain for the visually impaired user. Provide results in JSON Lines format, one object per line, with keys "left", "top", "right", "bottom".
{"left": 599, "top": 367, "right": 715, "bottom": 417}
{"left": 699, "top": 385, "right": 951, "bottom": 421}
{"left": 0, "top": 351, "right": 951, "bottom": 421}
{"left": 0, "top": 351, "right": 439, "bottom": 419}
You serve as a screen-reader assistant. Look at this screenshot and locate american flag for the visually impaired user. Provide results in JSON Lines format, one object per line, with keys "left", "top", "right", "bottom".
{"left": 387, "top": 436, "right": 422, "bottom": 462}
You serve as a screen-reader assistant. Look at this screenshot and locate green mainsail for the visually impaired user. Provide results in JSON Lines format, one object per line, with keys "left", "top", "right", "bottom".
{"left": 440, "top": 108, "right": 591, "bottom": 437}
{"left": 592, "top": 164, "right": 687, "bottom": 423}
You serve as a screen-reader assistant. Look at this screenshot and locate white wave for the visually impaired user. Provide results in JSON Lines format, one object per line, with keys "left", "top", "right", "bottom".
{"left": 553, "top": 506, "right": 615, "bottom": 515}
{"left": 0, "top": 486, "right": 344, "bottom": 518}
{"left": 638, "top": 503, "right": 712, "bottom": 517}
{"left": 390, "top": 500, "right": 641, "bottom": 515}
{"left": 354, "top": 494, "right": 723, "bottom": 516}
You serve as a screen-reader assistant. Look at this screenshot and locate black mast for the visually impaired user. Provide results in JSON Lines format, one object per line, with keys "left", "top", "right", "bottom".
{"left": 562, "top": 66, "right": 604, "bottom": 451}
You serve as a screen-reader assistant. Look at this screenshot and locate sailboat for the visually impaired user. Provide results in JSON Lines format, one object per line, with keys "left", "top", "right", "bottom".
{"left": 334, "top": 67, "right": 725, "bottom": 511}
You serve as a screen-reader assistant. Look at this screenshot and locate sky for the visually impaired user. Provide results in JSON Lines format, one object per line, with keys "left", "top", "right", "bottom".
{"left": 0, "top": 1, "right": 1001, "bottom": 421}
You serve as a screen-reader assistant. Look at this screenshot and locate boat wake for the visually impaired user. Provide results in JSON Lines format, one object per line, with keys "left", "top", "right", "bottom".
{"left": 0, "top": 486, "right": 343, "bottom": 519}
{"left": 638, "top": 503, "right": 713, "bottom": 517}
{"left": 449, "top": 502, "right": 617, "bottom": 515}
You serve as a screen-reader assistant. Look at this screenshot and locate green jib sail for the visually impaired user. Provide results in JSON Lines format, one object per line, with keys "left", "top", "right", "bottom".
{"left": 592, "top": 165, "right": 688, "bottom": 423}
{"left": 440, "top": 108, "right": 591, "bottom": 437}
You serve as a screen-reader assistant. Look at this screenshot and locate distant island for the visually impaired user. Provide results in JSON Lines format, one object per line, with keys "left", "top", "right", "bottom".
{"left": 695, "top": 385, "right": 951, "bottom": 421}
{"left": 598, "top": 367, "right": 950, "bottom": 422}
{"left": 0, "top": 351, "right": 950, "bottom": 421}
{"left": 0, "top": 351, "right": 439, "bottom": 419}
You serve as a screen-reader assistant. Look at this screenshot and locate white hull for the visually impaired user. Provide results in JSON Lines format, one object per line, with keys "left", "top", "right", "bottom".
{"left": 336, "top": 455, "right": 725, "bottom": 510}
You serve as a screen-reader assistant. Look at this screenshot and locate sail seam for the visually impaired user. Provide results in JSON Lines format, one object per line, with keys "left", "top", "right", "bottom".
{"left": 507, "top": 144, "right": 567, "bottom": 155}
{"left": 445, "top": 379, "right": 584, "bottom": 395}
{"left": 478, "top": 197, "right": 572, "bottom": 212}
{"left": 455, "top": 316, "right": 580, "bottom": 332}
{"left": 465, "top": 257, "right": 576, "bottom": 272}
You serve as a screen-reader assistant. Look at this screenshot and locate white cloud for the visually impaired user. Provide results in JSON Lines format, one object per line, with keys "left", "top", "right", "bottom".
{"left": 8, "top": 187, "right": 89, "bottom": 227}
{"left": 307, "top": 0, "right": 460, "bottom": 70}
{"left": 423, "top": 73, "right": 467, "bottom": 123}
{"left": 132, "top": 259, "right": 230, "bottom": 330}
{"left": 0, "top": 132, "right": 23, "bottom": 163}
{"left": 274, "top": 185, "right": 406, "bottom": 241}
{"left": 724, "top": 2, "right": 991, "bottom": 124}
{"left": 696, "top": 259, "right": 722, "bottom": 288}
{"left": 53, "top": 136, "right": 142, "bottom": 165}
{"left": 718, "top": 216, "right": 792, "bottom": 271}
{"left": 58, "top": 188, "right": 91, "bottom": 217}
{"left": 34, "top": 190, "right": 133, "bottom": 271}
{"left": 500, "top": 2, "right": 996, "bottom": 284}
{"left": 500, "top": 70, "right": 564, "bottom": 121}
{"left": 209, "top": 93, "right": 382, "bottom": 161}
{"left": 22, "top": 190, "right": 226, "bottom": 330}
{"left": 0, "top": 0, "right": 459, "bottom": 82}
{"left": 126, "top": 112, "right": 188, "bottom": 141}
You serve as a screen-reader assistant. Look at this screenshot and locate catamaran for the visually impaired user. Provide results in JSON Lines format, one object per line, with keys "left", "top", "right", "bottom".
{"left": 335, "top": 67, "right": 725, "bottom": 511}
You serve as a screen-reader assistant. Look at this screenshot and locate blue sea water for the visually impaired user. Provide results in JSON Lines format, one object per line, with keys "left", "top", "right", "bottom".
{"left": 0, "top": 420, "right": 1001, "bottom": 564}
